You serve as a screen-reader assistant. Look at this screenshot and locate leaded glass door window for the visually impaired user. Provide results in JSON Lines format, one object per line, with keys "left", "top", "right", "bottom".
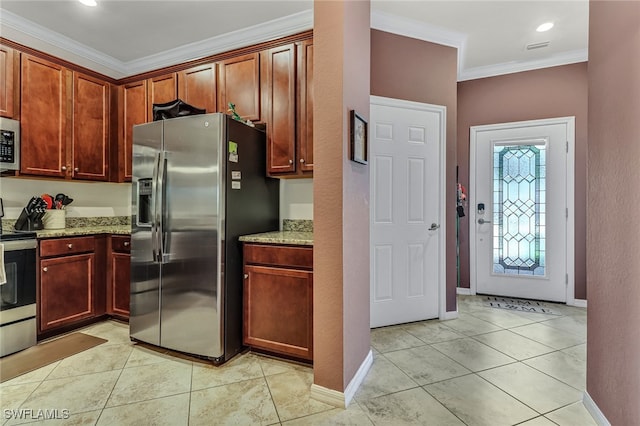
{"left": 493, "top": 142, "right": 546, "bottom": 276}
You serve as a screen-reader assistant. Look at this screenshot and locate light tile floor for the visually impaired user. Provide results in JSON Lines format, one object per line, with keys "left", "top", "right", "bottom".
{"left": 1, "top": 295, "right": 594, "bottom": 425}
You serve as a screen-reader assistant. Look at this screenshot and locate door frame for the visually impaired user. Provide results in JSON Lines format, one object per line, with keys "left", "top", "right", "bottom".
{"left": 369, "top": 95, "right": 447, "bottom": 321}
{"left": 469, "top": 116, "right": 575, "bottom": 304}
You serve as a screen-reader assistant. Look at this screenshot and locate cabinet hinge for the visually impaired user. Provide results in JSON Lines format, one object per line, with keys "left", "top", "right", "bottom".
{"left": 566, "top": 208, "right": 569, "bottom": 219}
{"left": 565, "top": 274, "right": 569, "bottom": 285}
{"left": 566, "top": 141, "right": 569, "bottom": 153}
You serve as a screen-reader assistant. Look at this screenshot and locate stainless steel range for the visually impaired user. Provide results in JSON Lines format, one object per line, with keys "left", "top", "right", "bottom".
{"left": 0, "top": 230, "right": 37, "bottom": 357}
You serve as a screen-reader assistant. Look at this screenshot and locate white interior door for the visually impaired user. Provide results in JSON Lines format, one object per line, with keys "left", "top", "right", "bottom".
{"left": 470, "top": 117, "right": 575, "bottom": 303}
{"left": 370, "top": 96, "right": 446, "bottom": 328}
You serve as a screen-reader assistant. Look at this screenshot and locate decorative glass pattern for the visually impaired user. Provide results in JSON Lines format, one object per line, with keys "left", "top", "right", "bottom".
{"left": 493, "top": 144, "right": 546, "bottom": 276}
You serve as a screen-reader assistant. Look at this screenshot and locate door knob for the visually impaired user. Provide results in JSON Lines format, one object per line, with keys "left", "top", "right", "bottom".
{"left": 67, "top": 243, "right": 73, "bottom": 249}
{"left": 43, "top": 267, "right": 48, "bottom": 272}
{"left": 428, "top": 223, "right": 440, "bottom": 231}
{"left": 477, "top": 218, "right": 492, "bottom": 224}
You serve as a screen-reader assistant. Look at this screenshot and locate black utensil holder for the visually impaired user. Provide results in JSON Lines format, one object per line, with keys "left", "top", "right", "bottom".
{"left": 14, "top": 208, "right": 44, "bottom": 231}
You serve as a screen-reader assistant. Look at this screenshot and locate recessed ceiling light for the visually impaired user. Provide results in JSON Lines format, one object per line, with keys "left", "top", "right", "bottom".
{"left": 536, "top": 22, "right": 554, "bottom": 32}
{"left": 79, "top": 0, "right": 97, "bottom": 6}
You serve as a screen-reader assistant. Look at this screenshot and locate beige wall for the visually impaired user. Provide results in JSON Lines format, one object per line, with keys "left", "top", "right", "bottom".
{"left": 457, "top": 63, "right": 588, "bottom": 299}
{"left": 313, "top": 0, "right": 371, "bottom": 392}
{"left": 370, "top": 30, "right": 458, "bottom": 311}
{"left": 587, "top": 1, "right": 640, "bottom": 424}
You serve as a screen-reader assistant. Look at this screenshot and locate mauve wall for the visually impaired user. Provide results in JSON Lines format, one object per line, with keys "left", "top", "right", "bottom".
{"left": 313, "top": 0, "right": 371, "bottom": 393}
{"left": 457, "top": 63, "right": 588, "bottom": 299}
{"left": 587, "top": 1, "right": 640, "bottom": 424}
{"left": 370, "top": 30, "right": 458, "bottom": 312}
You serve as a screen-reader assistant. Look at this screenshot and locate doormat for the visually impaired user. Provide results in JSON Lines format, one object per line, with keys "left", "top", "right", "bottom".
{"left": 0, "top": 333, "right": 107, "bottom": 383}
{"left": 485, "top": 296, "right": 561, "bottom": 315}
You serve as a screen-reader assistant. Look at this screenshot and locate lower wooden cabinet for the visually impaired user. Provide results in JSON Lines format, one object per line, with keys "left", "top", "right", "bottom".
{"left": 39, "top": 236, "right": 97, "bottom": 333}
{"left": 107, "top": 235, "right": 130, "bottom": 319}
{"left": 243, "top": 243, "right": 313, "bottom": 361}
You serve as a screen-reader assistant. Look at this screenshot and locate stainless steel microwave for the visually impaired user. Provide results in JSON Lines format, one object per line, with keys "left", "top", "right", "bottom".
{"left": 0, "top": 117, "right": 20, "bottom": 171}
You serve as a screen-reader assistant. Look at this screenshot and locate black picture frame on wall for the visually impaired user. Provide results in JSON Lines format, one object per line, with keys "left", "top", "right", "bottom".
{"left": 350, "top": 110, "right": 368, "bottom": 165}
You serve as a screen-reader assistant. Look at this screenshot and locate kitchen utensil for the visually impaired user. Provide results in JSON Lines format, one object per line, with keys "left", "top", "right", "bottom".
{"left": 41, "top": 194, "right": 53, "bottom": 209}
{"left": 62, "top": 196, "right": 73, "bottom": 208}
{"left": 54, "top": 193, "right": 65, "bottom": 209}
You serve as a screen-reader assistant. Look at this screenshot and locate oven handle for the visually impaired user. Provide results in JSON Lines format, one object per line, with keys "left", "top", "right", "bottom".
{"left": 2, "top": 239, "right": 37, "bottom": 251}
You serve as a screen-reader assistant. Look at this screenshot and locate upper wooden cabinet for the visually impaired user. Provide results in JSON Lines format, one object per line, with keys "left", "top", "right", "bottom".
{"left": 297, "top": 40, "right": 314, "bottom": 173}
{"left": 73, "top": 72, "right": 110, "bottom": 181}
{"left": 20, "top": 54, "right": 70, "bottom": 178}
{"left": 119, "top": 80, "right": 147, "bottom": 181}
{"left": 21, "top": 54, "right": 111, "bottom": 180}
{"left": 147, "top": 73, "right": 177, "bottom": 119}
{"left": 263, "top": 44, "right": 296, "bottom": 175}
{"left": 218, "top": 53, "right": 260, "bottom": 121}
{"left": 178, "top": 63, "right": 217, "bottom": 113}
{"left": 0, "top": 45, "right": 19, "bottom": 119}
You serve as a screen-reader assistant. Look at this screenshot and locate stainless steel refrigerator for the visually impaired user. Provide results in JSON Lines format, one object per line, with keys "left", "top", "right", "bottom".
{"left": 130, "top": 113, "right": 279, "bottom": 363}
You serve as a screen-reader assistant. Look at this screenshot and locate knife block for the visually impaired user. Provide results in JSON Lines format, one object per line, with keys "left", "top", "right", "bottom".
{"left": 14, "top": 208, "right": 44, "bottom": 231}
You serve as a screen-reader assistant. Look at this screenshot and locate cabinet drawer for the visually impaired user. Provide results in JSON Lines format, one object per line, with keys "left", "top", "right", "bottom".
{"left": 111, "top": 235, "right": 131, "bottom": 253}
{"left": 40, "top": 236, "right": 95, "bottom": 257}
{"left": 243, "top": 244, "right": 312, "bottom": 269}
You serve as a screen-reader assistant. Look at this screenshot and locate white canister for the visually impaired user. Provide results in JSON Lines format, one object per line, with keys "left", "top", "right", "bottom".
{"left": 43, "top": 209, "right": 66, "bottom": 229}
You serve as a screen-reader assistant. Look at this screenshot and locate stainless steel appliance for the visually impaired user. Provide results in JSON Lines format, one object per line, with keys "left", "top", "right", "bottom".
{"left": 0, "top": 117, "right": 20, "bottom": 171}
{"left": 0, "top": 231, "right": 37, "bottom": 357}
{"left": 130, "top": 113, "right": 279, "bottom": 363}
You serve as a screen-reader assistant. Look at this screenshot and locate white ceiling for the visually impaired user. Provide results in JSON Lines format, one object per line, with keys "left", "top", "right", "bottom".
{"left": 0, "top": 0, "right": 588, "bottom": 80}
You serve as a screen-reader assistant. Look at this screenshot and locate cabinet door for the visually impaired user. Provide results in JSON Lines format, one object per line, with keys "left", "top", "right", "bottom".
{"left": 297, "top": 40, "right": 314, "bottom": 172}
{"left": 121, "top": 81, "right": 147, "bottom": 181}
{"left": 40, "top": 253, "right": 94, "bottom": 331}
{"left": 147, "top": 73, "right": 177, "bottom": 119}
{"left": 0, "top": 45, "right": 18, "bottom": 119}
{"left": 178, "top": 63, "right": 216, "bottom": 113}
{"left": 20, "top": 54, "right": 70, "bottom": 177}
{"left": 109, "top": 252, "right": 130, "bottom": 317}
{"left": 218, "top": 53, "right": 260, "bottom": 121}
{"left": 244, "top": 265, "right": 313, "bottom": 360}
{"left": 73, "top": 72, "right": 110, "bottom": 181}
{"left": 263, "top": 44, "right": 296, "bottom": 175}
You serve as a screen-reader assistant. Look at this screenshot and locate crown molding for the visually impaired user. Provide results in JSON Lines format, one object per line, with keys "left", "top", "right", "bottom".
{"left": 458, "top": 48, "right": 589, "bottom": 81}
{"left": 125, "top": 9, "right": 313, "bottom": 76}
{"left": 0, "top": 8, "right": 313, "bottom": 78}
{"left": 0, "top": 8, "right": 127, "bottom": 76}
{"left": 371, "top": 10, "right": 467, "bottom": 78}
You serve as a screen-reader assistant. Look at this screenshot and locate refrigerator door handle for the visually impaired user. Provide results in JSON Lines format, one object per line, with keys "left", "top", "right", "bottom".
{"left": 151, "top": 152, "right": 161, "bottom": 263}
{"left": 157, "top": 151, "right": 169, "bottom": 264}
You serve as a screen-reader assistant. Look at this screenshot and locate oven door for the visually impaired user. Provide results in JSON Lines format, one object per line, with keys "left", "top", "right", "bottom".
{"left": 1, "top": 239, "right": 37, "bottom": 311}
{"left": 1, "top": 239, "right": 37, "bottom": 357}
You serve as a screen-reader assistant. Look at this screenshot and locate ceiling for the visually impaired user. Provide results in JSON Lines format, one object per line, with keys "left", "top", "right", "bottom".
{"left": 0, "top": 0, "right": 588, "bottom": 80}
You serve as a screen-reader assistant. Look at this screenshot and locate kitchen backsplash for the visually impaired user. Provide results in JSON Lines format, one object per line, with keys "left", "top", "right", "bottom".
{"left": 283, "top": 219, "right": 313, "bottom": 232}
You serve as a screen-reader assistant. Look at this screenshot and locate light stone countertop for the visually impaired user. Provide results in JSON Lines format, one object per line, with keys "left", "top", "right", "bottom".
{"left": 239, "top": 230, "right": 313, "bottom": 246}
{"left": 35, "top": 225, "right": 131, "bottom": 239}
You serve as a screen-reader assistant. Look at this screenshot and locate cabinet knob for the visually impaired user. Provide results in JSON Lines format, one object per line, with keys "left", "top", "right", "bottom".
{"left": 124, "top": 241, "right": 130, "bottom": 247}
{"left": 289, "top": 159, "right": 293, "bottom": 164}
{"left": 61, "top": 166, "right": 67, "bottom": 171}
{"left": 300, "top": 158, "right": 305, "bottom": 163}
{"left": 43, "top": 267, "right": 48, "bottom": 272}
{"left": 74, "top": 167, "right": 79, "bottom": 172}
{"left": 244, "top": 274, "right": 249, "bottom": 279}
{"left": 67, "top": 243, "right": 73, "bottom": 249}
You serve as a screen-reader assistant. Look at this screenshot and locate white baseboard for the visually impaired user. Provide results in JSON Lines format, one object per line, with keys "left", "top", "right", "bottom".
{"left": 569, "top": 299, "right": 587, "bottom": 308}
{"left": 441, "top": 309, "right": 459, "bottom": 320}
{"left": 456, "top": 287, "right": 472, "bottom": 295}
{"left": 310, "top": 349, "right": 373, "bottom": 408}
{"left": 583, "top": 391, "right": 611, "bottom": 426}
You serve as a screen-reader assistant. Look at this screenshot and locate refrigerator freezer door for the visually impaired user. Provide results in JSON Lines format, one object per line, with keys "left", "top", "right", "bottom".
{"left": 159, "top": 114, "right": 225, "bottom": 358}
{"left": 130, "top": 121, "right": 163, "bottom": 347}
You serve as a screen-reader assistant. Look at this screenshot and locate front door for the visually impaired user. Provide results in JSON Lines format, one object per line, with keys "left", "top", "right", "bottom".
{"left": 470, "top": 117, "right": 574, "bottom": 302}
{"left": 370, "top": 96, "right": 446, "bottom": 328}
